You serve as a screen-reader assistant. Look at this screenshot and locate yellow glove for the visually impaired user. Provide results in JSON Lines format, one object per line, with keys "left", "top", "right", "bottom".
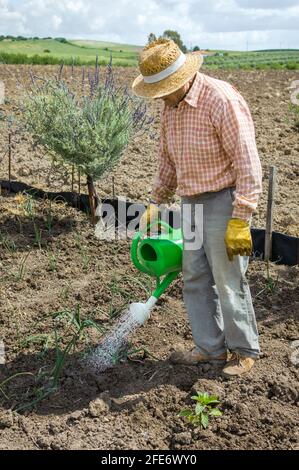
{"left": 224, "top": 218, "right": 252, "bottom": 261}
{"left": 139, "top": 203, "right": 160, "bottom": 233}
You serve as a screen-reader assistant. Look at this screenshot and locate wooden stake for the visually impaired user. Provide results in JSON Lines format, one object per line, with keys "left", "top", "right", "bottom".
{"left": 8, "top": 133, "right": 11, "bottom": 190}
{"left": 78, "top": 168, "right": 81, "bottom": 195}
{"left": 264, "top": 166, "right": 277, "bottom": 262}
{"left": 112, "top": 176, "right": 115, "bottom": 199}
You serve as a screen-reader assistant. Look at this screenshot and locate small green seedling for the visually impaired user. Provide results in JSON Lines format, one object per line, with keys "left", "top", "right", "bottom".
{"left": 22, "top": 193, "right": 35, "bottom": 218}
{"left": 179, "top": 391, "right": 223, "bottom": 429}
{"left": 47, "top": 251, "right": 57, "bottom": 271}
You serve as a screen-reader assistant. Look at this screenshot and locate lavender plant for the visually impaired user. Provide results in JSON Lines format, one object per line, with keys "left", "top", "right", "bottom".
{"left": 19, "top": 59, "right": 152, "bottom": 221}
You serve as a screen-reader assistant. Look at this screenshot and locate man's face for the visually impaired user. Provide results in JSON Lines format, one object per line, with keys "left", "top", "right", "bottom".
{"left": 159, "top": 76, "right": 194, "bottom": 108}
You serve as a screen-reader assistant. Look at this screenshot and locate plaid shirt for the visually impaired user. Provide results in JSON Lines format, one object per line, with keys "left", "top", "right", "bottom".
{"left": 151, "top": 71, "right": 262, "bottom": 220}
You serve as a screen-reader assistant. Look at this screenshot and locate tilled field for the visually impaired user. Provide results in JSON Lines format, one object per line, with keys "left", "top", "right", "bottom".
{"left": 0, "top": 65, "right": 298, "bottom": 450}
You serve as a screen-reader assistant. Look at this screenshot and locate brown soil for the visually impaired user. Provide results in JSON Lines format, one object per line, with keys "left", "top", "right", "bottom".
{"left": 0, "top": 65, "right": 298, "bottom": 450}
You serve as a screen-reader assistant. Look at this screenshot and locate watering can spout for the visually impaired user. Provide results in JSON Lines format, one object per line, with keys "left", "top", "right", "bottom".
{"left": 129, "top": 296, "right": 157, "bottom": 325}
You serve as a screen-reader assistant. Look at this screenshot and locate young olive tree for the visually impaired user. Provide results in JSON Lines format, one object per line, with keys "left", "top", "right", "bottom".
{"left": 20, "top": 60, "right": 151, "bottom": 222}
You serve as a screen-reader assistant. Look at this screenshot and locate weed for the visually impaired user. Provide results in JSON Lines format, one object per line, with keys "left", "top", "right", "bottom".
{"left": 81, "top": 251, "right": 91, "bottom": 271}
{"left": 22, "top": 193, "right": 35, "bottom": 218}
{"left": 47, "top": 251, "right": 57, "bottom": 272}
{"left": 0, "top": 231, "right": 16, "bottom": 253}
{"left": 255, "top": 260, "right": 279, "bottom": 299}
{"left": 74, "top": 233, "right": 91, "bottom": 270}
{"left": 60, "top": 284, "right": 70, "bottom": 300}
{"left": 11, "top": 252, "right": 30, "bottom": 281}
{"left": 33, "top": 222, "right": 42, "bottom": 249}
{"left": 21, "top": 333, "right": 53, "bottom": 358}
{"left": 12, "top": 305, "right": 105, "bottom": 412}
{"left": 45, "top": 204, "right": 53, "bottom": 233}
{"left": 0, "top": 372, "right": 35, "bottom": 401}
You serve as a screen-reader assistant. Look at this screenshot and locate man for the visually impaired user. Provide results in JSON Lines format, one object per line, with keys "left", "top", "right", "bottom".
{"left": 132, "top": 39, "right": 262, "bottom": 376}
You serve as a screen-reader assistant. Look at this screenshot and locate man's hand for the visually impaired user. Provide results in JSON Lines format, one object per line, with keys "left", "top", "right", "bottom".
{"left": 224, "top": 218, "right": 252, "bottom": 261}
{"left": 139, "top": 203, "right": 160, "bottom": 232}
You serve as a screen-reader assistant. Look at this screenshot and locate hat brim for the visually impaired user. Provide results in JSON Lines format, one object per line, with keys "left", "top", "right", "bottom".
{"left": 132, "top": 53, "right": 203, "bottom": 99}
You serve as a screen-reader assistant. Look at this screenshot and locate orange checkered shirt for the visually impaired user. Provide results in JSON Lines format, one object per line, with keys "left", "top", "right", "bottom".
{"left": 151, "top": 71, "right": 262, "bottom": 220}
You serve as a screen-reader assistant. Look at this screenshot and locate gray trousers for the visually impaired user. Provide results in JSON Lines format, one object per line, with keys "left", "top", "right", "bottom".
{"left": 181, "top": 187, "right": 260, "bottom": 358}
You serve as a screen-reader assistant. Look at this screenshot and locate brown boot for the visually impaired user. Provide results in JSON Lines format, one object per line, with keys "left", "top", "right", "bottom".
{"left": 222, "top": 353, "right": 256, "bottom": 376}
{"left": 169, "top": 349, "right": 227, "bottom": 365}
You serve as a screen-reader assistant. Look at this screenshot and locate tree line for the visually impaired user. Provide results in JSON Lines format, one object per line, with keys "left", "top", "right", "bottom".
{"left": 0, "top": 35, "right": 67, "bottom": 43}
{"left": 147, "top": 31, "right": 200, "bottom": 52}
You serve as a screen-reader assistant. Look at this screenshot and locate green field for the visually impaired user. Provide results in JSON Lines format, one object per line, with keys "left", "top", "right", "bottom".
{"left": 0, "top": 38, "right": 298, "bottom": 69}
{"left": 0, "top": 38, "right": 141, "bottom": 66}
{"left": 203, "top": 50, "right": 299, "bottom": 70}
{"left": 70, "top": 39, "right": 142, "bottom": 53}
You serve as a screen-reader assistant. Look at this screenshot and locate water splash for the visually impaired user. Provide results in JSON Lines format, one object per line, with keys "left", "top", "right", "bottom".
{"left": 85, "top": 297, "right": 157, "bottom": 373}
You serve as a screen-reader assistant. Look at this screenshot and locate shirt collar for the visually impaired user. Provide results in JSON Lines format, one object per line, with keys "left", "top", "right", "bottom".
{"left": 184, "top": 72, "right": 204, "bottom": 108}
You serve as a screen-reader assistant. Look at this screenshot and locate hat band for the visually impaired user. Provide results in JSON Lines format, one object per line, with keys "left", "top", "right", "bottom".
{"left": 143, "top": 53, "right": 186, "bottom": 84}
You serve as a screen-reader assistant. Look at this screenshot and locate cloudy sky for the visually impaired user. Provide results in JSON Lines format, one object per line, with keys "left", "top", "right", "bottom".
{"left": 1, "top": 0, "right": 299, "bottom": 50}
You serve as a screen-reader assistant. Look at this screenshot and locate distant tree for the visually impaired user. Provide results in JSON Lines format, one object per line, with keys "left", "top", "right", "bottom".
{"left": 193, "top": 46, "right": 200, "bottom": 52}
{"left": 55, "top": 37, "right": 67, "bottom": 43}
{"left": 33, "top": 37, "right": 39, "bottom": 40}
{"left": 161, "top": 30, "right": 187, "bottom": 53}
{"left": 147, "top": 33, "right": 157, "bottom": 44}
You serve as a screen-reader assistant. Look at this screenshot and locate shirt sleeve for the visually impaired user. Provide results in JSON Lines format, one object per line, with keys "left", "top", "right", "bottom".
{"left": 151, "top": 111, "right": 177, "bottom": 204}
{"left": 211, "top": 95, "right": 263, "bottom": 220}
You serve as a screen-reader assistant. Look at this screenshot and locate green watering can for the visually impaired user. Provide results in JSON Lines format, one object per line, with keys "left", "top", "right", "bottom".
{"left": 129, "top": 221, "right": 183, "bottom": 325}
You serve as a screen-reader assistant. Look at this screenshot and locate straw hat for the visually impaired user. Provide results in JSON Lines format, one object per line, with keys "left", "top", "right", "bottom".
{"left": 132, "top": 39, "right": 203, "bottom": 99}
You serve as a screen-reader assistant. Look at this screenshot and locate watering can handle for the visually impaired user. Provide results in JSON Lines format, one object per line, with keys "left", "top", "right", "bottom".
{"left": 130, "top": 221, "right": 173, "bottom": 274}
{"left": 145, "top": 220, "right": 173, "bottom": 234}
{"left": 131, "top": 232, "right": 149, "bottom": 274}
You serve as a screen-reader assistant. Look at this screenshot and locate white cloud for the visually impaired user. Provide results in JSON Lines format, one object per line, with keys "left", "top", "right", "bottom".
{"left": 52, "top": 15, "right": 62, "bottom": 30}
{"left": 137, "top": 14, "right": 146, "bottom": 25}
{"left": 90, "top": 16, "right": 106, "bottom": 32}
{"left": 1, "top": 0, "right": 299, "bottom": 50}
{"left": 65, "top": 1, "right": 87, "bottom": 13}
{"left": 235, "top": 0, "right": 299, "bottom": 9}
{"left": 0, "top": 0, "right": 28, "bottom": 34}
